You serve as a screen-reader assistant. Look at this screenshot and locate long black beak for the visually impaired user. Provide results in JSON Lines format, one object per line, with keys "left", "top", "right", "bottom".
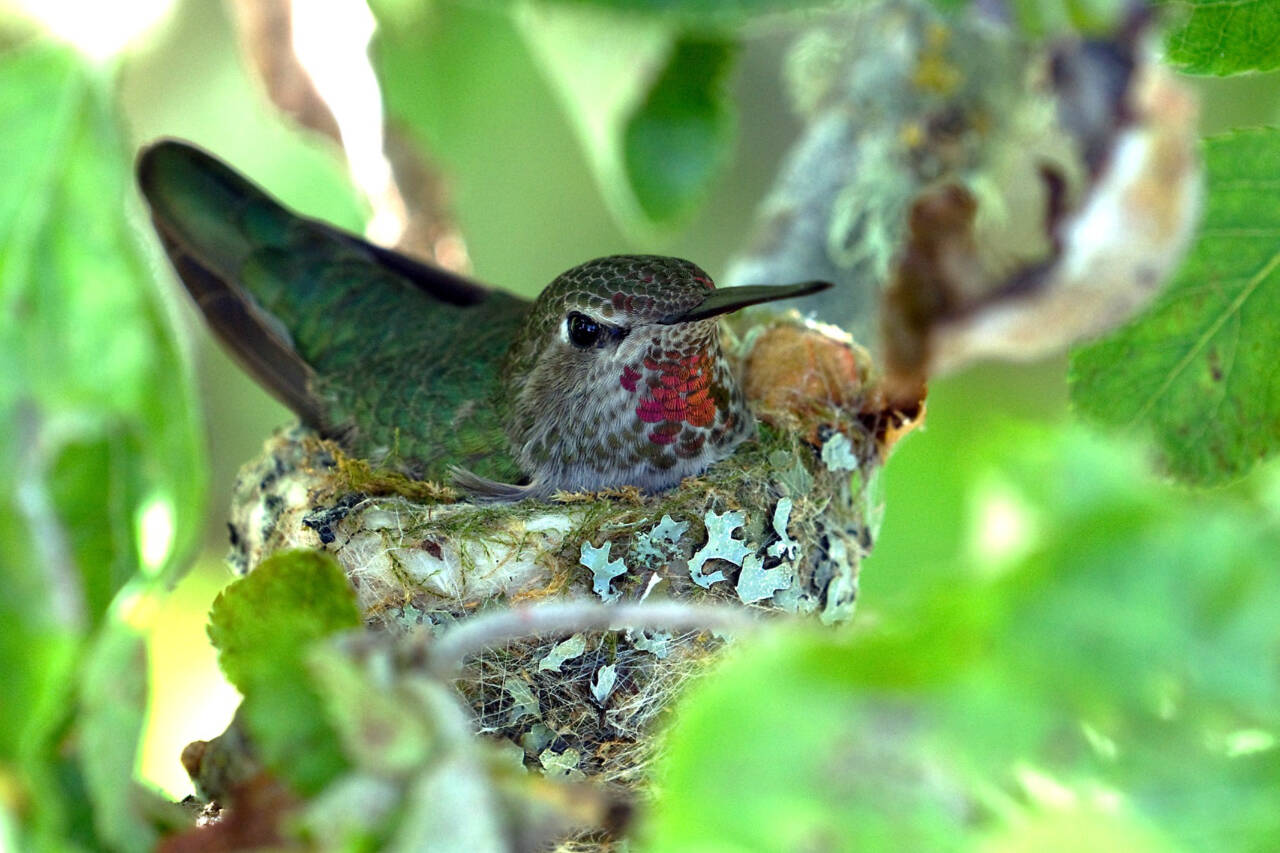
{"left": 659, "top": 280, "right": 833, "bottom": 324}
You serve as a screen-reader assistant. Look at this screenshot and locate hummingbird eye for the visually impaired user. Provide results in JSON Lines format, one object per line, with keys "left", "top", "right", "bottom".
{"left": 566, "top": 312, "right": 604, "bottom": 348}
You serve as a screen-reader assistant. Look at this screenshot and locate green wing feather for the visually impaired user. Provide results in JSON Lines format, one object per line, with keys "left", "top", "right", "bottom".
{"left": 137, "top": 140, "right": 526, "bottom": 483}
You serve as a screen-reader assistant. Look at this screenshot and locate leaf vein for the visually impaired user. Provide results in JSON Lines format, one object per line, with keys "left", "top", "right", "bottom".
{"left": 1127, "top": 248, "right": 1280, "bottom": 425}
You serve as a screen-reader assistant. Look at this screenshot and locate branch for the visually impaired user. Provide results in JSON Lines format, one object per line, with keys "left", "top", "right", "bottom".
{"left": 424, "top": 599, "right": 763, "bottom": 674}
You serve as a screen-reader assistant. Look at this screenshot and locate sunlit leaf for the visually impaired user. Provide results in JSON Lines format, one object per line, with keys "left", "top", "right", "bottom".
{"left": 79, "top": 618, "right": 160, "bottom": 851}
{"left": 1070, "top": 129, "right": 1280, "bottom": 485}
{"left": 208, "top": 550, "right": 361, "bottom": 795}
{"left": 1164, "top": 0, "right": 1280, "bottom": 75}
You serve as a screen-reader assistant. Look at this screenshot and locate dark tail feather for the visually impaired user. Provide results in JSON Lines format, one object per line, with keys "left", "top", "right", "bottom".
{"left": 137, "top": 140, "right": 292, "bottom": 282}
{"left": 159, "top": 232, "right": 327, "bottom": 426}
{"left": 449, "top": 466, "right": 541, "bottom": 503}
{"left": 138, "top": 138, "right": 491, "bottom": 304}
{"left": 138, "top": 141, "right": 325, "bottom": 425}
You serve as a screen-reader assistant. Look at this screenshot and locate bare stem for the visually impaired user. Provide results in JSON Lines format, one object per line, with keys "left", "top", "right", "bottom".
{"left": 426, "top": 599, "right": 765, "bottom": 674}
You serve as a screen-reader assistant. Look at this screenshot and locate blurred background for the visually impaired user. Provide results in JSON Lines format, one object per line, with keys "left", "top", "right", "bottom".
{"left": 3, "top": 0, "right": 1280, "bottom": 846}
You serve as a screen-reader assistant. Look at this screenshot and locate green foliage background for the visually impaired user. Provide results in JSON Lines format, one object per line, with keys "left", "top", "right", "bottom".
{"left": 1, "top": 0, "right": 1279, "bottom": 850}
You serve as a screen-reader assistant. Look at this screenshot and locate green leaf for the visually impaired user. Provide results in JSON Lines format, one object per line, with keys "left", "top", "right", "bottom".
{"left": 0, "top": 47, "right": 206, "bottom": 590}
{"left": 0, "top": 41, "right": 207, "bottom": 849}
{"left": 208, "top": 550, "right": 361, "bottom": 689}
{"left": 646, "top": 418, "right": 1280, "bottom": 850}
{"left": 78, "top": 615, "right": 163, "bottom": 852}
{"left": 1070, "top": 129, "right": 1280, "bottom": 486}
{"left": 622, "top": 37, "right": 737, "bottom": 223}
{"left": 642, "top": 631, "right": 972, "bottom": 851}
{"left": 307, "top": 650, "right": 435, "bottom": 777}
{"left": 517, "top": 6, "right": 736, "bottom": 228}
{"left": 1164, "top": 0, "right": 1280, "bottom": 75}
{"left": 47, "top": 436, "right": 146, "bottom": 627}
{"left": 208, "top": 550, "right": 361, "bottom": 794}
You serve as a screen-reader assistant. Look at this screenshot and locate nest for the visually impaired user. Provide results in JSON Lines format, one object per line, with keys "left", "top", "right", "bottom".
{"left": 214, "top": 316, "right": 908, "bottom": 792}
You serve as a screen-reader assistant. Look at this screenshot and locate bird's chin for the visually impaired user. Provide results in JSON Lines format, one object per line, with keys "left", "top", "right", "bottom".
{"left": 506, "top": 400, "right": 756, "bottom": 499}
{"left": 453, "top": 451, "right": 731, "bottom": 503}
{"left": 533, "top": 434, "right": 749, "bottom": 497}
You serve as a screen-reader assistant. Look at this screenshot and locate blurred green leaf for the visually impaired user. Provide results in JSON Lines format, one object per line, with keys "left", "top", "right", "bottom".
{"left": 642, "top": 631, "right": 971, "bottom": 852}
{"left": 1070, "top": 129, "right": 1280, "bottom": 486}
{"left": 79, "top": 617, "right": 161, "bottom": 851}
{"left": 624, "top": 37, "right": 737, "bottom": 223}
{"left": 393, "top": 752, "right": 512, "bottom": 852}
{"left": 1163, "top": 0, "right": 1280, "bottom": 75}
{"left": 473, "top": 0, "right": 839, "bottom": 25}
{"left": 517, "top": 5, "right": 736, "bottom": 228}
{"left": 307, "top": 650, "right": 436, "bottom": 778}
{"left": 0, "top": 611, "right": 78, "bottom": 845}
{"left": 859, "top": 362, "right": 1069, "bottom": 613}
{"left": 0, "top": 43, "right": 206, "bottom": 590}
{"left": 0, "top": 40, "right": 207, "bottom": 849}
{"left": 48, "top": 436, "right": 145, "bottom": 627}
{"left": 299, "top": 648, "right": 513, "bottom": 851}
{"left": 208, "top": 550, "right": 361, "bottom": 795}
{"left": 1006, "top": 0, "right": 1127, "bottom": 36}
{"left": 646, "top": 420, "right": 1280, "bottom": 849}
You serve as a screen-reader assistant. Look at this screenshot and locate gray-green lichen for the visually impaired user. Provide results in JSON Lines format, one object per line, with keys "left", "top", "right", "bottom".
{"left": 539, "top": 634, "right": 588, "bottom": 673}
{"left": 730, "top": 0, "right": 1042, "bottom": 338}
{"left": 581, "top": 541, "right": 628, "bottom": 602}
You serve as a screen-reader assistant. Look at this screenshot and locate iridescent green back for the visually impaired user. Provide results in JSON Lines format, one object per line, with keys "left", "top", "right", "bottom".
{"left": 241, "top": 235, "right": 528, "bottom": 482}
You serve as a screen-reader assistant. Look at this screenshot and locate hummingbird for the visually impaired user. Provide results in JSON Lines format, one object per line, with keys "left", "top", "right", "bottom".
{"left": 137, "top": 140, "right": 830, "bottom": 501}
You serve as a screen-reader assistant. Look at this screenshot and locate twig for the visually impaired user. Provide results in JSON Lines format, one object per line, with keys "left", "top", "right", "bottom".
{"left": 426, "top": 599, "right": 763, "bottom": 674}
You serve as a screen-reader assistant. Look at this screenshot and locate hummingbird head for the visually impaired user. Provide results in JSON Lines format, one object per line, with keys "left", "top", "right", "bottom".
{"left": 498, "top": 255, "right": 829, "bottom": 496}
